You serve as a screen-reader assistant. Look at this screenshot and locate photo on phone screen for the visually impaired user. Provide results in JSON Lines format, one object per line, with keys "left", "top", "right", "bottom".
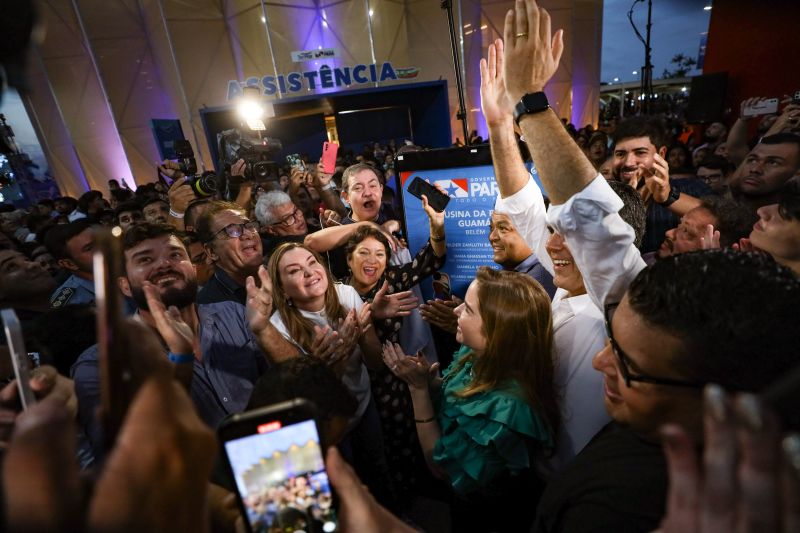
{"left": 222, "top": 410, "right": 337, "bottom": 533}
{"left": 407, "top": 176, "right": 450, "bottom": 212}
{"left": 286, "top": 154, "right": 306, "bottom": 172}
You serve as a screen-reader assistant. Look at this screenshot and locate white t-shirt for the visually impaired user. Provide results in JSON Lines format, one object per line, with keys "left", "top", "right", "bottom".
{"left": 269, "top": 283, "right": 371, "bottom": 423}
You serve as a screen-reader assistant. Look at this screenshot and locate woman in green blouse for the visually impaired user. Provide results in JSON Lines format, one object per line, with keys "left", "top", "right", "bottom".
{"left": 383, "top": 266, "right": 560, "bottom": 531}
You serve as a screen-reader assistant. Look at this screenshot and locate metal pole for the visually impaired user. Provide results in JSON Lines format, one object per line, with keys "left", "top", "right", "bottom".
{"left": 365, "top": 0, "right": 378, "bottom": 87}
{"left": 258, "top": 0, "right": 281, "bottom": 98}
{"left": 440, "top": 0, "right": 469, "bottom": 144}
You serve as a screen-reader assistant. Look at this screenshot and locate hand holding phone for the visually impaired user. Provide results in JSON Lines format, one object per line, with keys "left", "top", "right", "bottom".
{"left": 2, "top": 309, "right": 35, "bottom": 409}
{"left": 321, "top": 142, "right": 339, "bottom": 175}
{"left": 407, "top": 176, "right": 450, "bottom": 213}
{"left": 219, "top": 399, "right": 339, "bottom": 533}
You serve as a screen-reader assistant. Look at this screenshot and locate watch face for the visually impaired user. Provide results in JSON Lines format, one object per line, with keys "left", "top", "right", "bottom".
{"left": 514, "top": 92, "right": 550, "bottom": 122}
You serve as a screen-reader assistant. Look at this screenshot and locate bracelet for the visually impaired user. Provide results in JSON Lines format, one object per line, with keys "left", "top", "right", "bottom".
{"left": 320, "top": 182, "right": 337, "bottom": 192}
{"left": 656, "top": 188, "right": 680, "bottom": 207}
{"left": 168, "top": 352, "right": 194, "bottom": 364}
{"left": 430, "top": 234, "right": 445, "bottom": 242}
{"left": 414, "top": 416, "right": 436, "bottom": 424}
{"left": 169, "top": 209, "right": 185, "bottom": 219}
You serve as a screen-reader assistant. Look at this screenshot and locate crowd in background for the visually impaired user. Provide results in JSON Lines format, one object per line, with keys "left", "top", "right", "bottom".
{"left": 1, "top": 1, "right": 800, "bottom": 532}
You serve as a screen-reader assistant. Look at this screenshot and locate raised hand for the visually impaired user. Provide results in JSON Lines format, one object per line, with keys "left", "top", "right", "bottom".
{"left": 644, "top": 153, "right": 672, "bottom": 203}
{"left": 372, "top": 281, "right": 420, "bottom": 319}
{"left": 480, "top": 38, "right": 515, "bottom": 127}
{"left": 502, "top": 0, "right": 564, "bottom": 103}
{"left": 167, "top": 175, "right": 195, "bottom": 216}
{"left": 230, "top": 158, "right": 247, "bottom": 178}
{"left": 421, "top": 194, "right": 445, "bottom": 234}
{"left": 143, "top": 281, "right": 195, "bottom": 356}
{"left": 700, "top": 224, "right": 721, "bottom": 250}
{"left": 321, "top": 209, "right": 341, "bottom": 227}
{"left": 383, "top": 342, "right": 437, "bottom": 391}
{"left": 309, "top": 324, "right": 344, "bottom": 366}
{"left": 246, "top": 265, "right": 274, "bottom": 335}
{"left": 419, "top": 297, "right": 460, "bottom": 334}
{"left": 659, "top": 386, "right": 800, "bottom": 533}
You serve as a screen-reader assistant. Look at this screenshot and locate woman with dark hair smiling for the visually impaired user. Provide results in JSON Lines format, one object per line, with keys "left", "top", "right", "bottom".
{"left": 340, "top": 194, "right": 447, "bottom": 508}
{"left": 384, "top": 267, "right": 559, "bottom": 531}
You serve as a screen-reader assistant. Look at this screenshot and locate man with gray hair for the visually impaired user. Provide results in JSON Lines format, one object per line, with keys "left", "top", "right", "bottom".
{"left": 254, "top": 190, "right": 309, "bottom": 258}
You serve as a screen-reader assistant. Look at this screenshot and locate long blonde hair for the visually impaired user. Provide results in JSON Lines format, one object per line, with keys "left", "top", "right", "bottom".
{"left": 268, "top": 242, "right": 347, "bottom": 353}
{"left": 456, "top": 267, "right": 560, "bottom": 434}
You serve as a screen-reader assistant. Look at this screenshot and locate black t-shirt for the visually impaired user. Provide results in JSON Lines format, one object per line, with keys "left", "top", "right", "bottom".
{"left": 532, "top": 422, "right": 667, "bottom": 533}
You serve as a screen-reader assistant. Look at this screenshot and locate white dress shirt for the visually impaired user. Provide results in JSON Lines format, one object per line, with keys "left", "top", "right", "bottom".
{"left": 495, "top": 175, "right": 611, "bottom": 475}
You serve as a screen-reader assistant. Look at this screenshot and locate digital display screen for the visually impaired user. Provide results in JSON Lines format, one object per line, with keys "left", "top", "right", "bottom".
{"left": 225, "top": 419, "right": 337, "bottom": 533}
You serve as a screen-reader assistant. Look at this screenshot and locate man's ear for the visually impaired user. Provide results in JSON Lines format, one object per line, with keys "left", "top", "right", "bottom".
{"left": 658, "top": 146, "right": 668, "bottom": 158}
{"left": 204, "top": 243, "right": 218, "bottom": 263}
{"left": 117, "top": 276, "right": 132, "bottom": 298}
{"left": 57, "top": 258, "right": 78, "bottom": 273}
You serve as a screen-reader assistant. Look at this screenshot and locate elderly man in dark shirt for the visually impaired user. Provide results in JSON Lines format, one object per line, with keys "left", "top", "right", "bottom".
{"left": 71, "top": 223, "right": 296, "bottom": 460}
{"left": 195, "top": 201, "right": 264, "bottom": 305}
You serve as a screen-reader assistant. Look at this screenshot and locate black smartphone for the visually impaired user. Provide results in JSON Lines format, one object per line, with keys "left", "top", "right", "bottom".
{"left": 407, "top": 176, "right": 450, "bottom": 212}
{"left": 2, "top": 308, "right": 36, "bottom": 410}
{"left": 94, "top": 227, "right": 137, "bottom": 451}
{"left": 219, "top": 399, "right": 338, "bottom": 533}
{"left": 432, "top": 271, "right": 452, "bottom": 300}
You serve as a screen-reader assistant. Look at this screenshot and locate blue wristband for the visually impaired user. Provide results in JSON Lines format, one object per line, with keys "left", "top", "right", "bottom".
{"left": 168, "top": 352, "right": 194, "bottom": 364}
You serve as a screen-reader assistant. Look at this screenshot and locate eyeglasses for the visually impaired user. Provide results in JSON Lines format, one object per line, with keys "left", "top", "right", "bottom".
{"left": 270, "top": 207, "right": 302, "bottom": 227}
{"left": 603, "top": 302, "right": 704, "bottom": 389}
{"left": 211, "top": 221, "right": 259, "bottom": 241}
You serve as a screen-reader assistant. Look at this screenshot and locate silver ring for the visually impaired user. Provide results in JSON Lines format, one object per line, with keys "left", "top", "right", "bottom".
{"left": 392, "top": 365, "right": 398, "bottom": 371}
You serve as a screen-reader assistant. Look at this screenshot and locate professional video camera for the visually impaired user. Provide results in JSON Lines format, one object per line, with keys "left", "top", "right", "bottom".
{"left": 172, "top": 139, "right": 220, "bottom": 197}
{"left": 217, "top": 128, "right": 282, "bottom": 182}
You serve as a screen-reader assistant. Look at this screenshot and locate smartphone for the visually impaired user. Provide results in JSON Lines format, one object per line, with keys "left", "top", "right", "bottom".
{"left": 407, "top": 176, "right": 450, "bottom": 212}
{"left": 286, "top": 153, "right": 306, "bottom": 172}
{"left": 94, "top": 227, "right": 137, "bottom": 451}
{"left": 432, "top": 271, "right": 452, "bottom": 300}
{"left": 321, "top": 142, "right": 339, "bottom": 174}
{"left": 1, "top": 309, "right": 36, "bottom": 410}
{"left": 219, "top": 399, "right": 338, "bottom": 533}
{"left": 741, "top": 98, "right": 779, "bottom": 118}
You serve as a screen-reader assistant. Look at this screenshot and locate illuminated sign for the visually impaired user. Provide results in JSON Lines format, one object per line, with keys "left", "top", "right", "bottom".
{"left": 226, "top": 62, "right": 421, "bottom": 100}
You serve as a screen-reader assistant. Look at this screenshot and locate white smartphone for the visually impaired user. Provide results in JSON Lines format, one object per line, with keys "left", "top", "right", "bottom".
{"left": 2, "top": 308, "right": 36, "bottom": 409}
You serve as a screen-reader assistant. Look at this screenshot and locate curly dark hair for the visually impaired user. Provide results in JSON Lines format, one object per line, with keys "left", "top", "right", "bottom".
{"left": 627, "top": 249, "right": 800, "bottom": 392}
{"left": 613, "top": 115, "right": 668, "bottom": 150}
{"left": 699, "top": 196, "right": 758, "bottom": 248}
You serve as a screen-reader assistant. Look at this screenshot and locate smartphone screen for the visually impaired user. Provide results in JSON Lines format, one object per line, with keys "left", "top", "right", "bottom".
{"left": 223, "top": 411, "right": 337, "bottom": 533}
{"left": 407, "top": 176, "right": 450, "bottom": 212}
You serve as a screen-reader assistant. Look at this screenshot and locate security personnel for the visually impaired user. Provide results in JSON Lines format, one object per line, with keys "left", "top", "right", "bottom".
{"left": 44, "top": 220, "right": 97, "bottom": 309}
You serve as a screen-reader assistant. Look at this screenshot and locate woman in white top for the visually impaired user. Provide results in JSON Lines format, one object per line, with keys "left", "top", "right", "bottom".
{"left": 265, "top": 242, "right": 396, "bottom": 507}
{"left": 266, "top": 242, "right": 383, "bottom": 422}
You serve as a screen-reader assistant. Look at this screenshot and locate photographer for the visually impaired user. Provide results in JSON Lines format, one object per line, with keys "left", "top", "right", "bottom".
{"left": 159, "top": 159, "right": 250, "bottom": 231}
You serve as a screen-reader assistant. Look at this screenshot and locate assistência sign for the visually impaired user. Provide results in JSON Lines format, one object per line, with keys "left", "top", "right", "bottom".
{"left": 227, "top": 62, "right": 420, "bottom": 100}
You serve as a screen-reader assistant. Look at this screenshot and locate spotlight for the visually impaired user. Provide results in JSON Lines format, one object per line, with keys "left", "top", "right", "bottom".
{"left": 703, "top": 6, "right": 712, "bottom": 11}
{"left": 237, "top": 86, "right": 266, "bottom": 131}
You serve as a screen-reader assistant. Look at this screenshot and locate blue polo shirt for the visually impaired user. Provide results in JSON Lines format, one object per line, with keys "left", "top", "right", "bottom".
{"left": 71, "top": 301, "right": 269, "bottom": 460}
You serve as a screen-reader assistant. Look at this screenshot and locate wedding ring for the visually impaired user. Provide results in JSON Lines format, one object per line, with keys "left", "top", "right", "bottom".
{"left": 392, "top": 365, "right": 398, "bottom": 371}
{"left": 516, "top": 32, "right": 528, "bottom": 38}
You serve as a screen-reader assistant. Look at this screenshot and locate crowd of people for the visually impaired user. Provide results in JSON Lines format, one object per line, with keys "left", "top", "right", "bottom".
{"left": 1, "top": 0, "right": 800, "bottom": 532}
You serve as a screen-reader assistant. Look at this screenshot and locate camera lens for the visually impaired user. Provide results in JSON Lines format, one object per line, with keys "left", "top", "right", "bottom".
{"left": 190, "top": 172, "right": 218, "bottom": 197}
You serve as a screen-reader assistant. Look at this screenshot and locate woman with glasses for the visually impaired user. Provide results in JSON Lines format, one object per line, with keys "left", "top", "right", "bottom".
{"left": 384, "top": 267, "right": 559, "bottom": 532}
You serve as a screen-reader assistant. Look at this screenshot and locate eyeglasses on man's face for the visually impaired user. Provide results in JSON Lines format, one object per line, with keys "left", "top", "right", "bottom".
{"left": 270, "top": 207, "right": 302, "bottom": 227}
{"left": 212, "top": 221, "right": 259, "bottom": 241}
{"left": 603, "top": 302, "right": 704, "bottom": 389}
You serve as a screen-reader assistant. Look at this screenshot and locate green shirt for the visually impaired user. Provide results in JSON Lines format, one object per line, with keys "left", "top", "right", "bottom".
{"left": 432, "top": 346, "right": 553, "bottom": 495}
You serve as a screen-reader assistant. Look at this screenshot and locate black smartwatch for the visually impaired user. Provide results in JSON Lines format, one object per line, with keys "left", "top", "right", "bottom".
{"left": 513, "top": 92, "right": 550, "bottom": 124}
{"left": 657, "top": 187, "right": 680, "bottom": 207}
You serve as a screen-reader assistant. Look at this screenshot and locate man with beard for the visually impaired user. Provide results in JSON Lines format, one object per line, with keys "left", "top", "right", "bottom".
{"left": 610, "top": 116, "right": 711, "bottom": 253}
{"left": 71, "top": 223, "right": 298, "bottom": 460}
{"left": 645, "top": 133, "right": 800, "bottom": 218}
